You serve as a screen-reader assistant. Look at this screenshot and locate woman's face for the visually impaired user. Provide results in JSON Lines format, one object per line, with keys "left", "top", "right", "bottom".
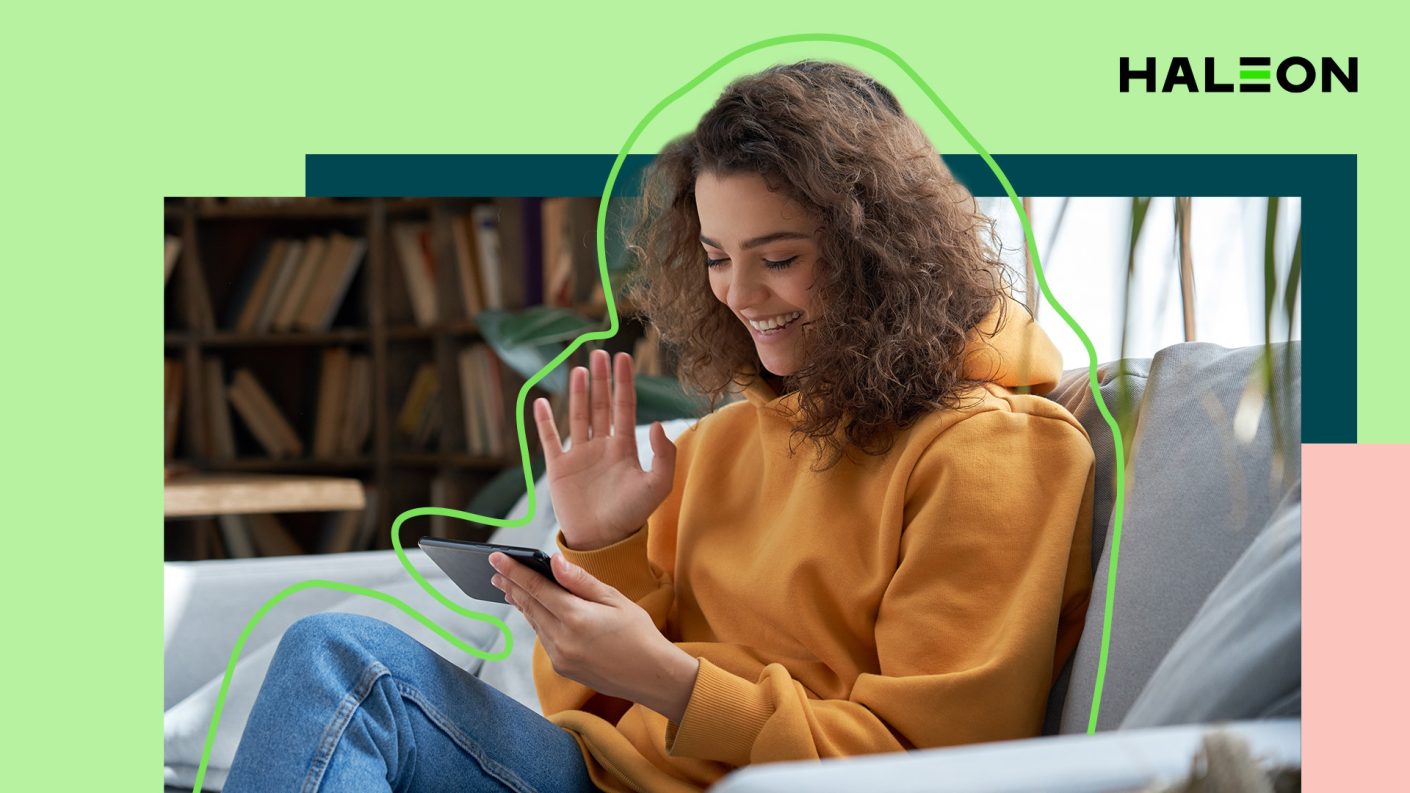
{"left": 695, "top": 170, "right": 821, "bottom": 378}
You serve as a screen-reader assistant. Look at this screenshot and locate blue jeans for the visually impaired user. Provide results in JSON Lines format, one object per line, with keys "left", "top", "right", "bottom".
{"left": 224, "top": 612, "right": 602, "bottom": 792}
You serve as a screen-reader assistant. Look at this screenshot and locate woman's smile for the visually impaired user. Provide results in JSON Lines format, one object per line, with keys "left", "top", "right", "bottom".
{"left": 745, "top": 310, "right": 805, "bottom": 342}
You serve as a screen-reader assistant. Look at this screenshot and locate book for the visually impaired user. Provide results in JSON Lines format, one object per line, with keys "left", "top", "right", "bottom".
{"left": 396, "top": 362, "right": 439, "bottom": 447}
{"left": 458, "top": 343, "right": 511, "bottom": 457}
{"left": 228, "top": 368, "right": 304, "bottom": 458}
{"left": 312, "top": 347, "right": 351, "bottom": 458}
{"left": 190, "top": 260, "right": 218, "bottom": 332}
{"left": 298, "top": 231, "right": 368, "bottom": 332}
{"left": 203, "top": 357, "right": 237, "bottom": 460}
{"left": 484, "top": 346, "right": 509, "bottom": 457}
{"left": 392, "top": 221, "right": 437, "bottom": 326}
{"left": 271, "top": 234, "right": 329, "bottom": 332}
{"left": 253, "top": 239, "right": 306, "bottom": 332}
{"left": 450, "top": 210, "right": 486, "bottom": 319}
{"left": 231, "top": 239, "right": 287, "bottom": 332}
{"left": 458, "top": 346, "right": 485, "bottom": 454}
{"left": 226, "top": 378, "right": 285, "bottom": 458}
{"left": 522, "top": 197, "right": 544, "bottom": 307}
{"left": 416, "top": 391, "right": 443, "bottom": 449}
{"left": 471, "top": 204, "right": 504, "bottom": 310}
{"left": 164, "top": 358, "right": 184, "bottom": 459}
{"left": 164, "top": 234, "right": 182, "bottom": 286}
{"left": 340, "top": 354, "right": 373, "bottom": 456}
{"left": 541, "top": 197, "right": 604, "bottom": 311}
{"left": 542, "top": 198, "right": 573, "bottom": 307}
{"left": 220, "top": 238, "right": 266, "bottom": 329}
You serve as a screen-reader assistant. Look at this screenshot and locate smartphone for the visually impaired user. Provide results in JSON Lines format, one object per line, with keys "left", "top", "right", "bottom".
{"left": 418, "top": 537, "right": 559, "bottom": 605}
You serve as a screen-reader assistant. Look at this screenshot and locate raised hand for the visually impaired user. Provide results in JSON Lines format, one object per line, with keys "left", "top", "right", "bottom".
{"left": 533, "top": 349, "right": 677, "bottom": 551}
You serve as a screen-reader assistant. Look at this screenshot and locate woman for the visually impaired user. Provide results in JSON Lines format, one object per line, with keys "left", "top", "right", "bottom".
{"left": 225, "top": 59, "right": 1095, "bottom": 793}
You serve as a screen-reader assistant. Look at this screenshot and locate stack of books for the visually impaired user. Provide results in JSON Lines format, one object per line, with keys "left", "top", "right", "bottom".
{"left": 223, "top": 232, "right": 368, "bottom": 333}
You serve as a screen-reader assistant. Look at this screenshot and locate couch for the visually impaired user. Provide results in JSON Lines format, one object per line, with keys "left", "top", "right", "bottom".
{"left": 164, "top": 340, "right": 1301, "bottom": 792}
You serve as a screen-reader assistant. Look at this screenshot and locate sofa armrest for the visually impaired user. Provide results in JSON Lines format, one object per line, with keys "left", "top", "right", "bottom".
{"left": 708, "top": 720, "right": 1300, "bottom": 793}
{"left": 163, "top": 548, "right": 515, "bottom": 790}
{"left": 163, "top": 548, "right": 477, "bottom": 708}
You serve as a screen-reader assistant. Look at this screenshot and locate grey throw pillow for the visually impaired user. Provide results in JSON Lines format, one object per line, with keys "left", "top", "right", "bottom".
{"left": 1059, "top": 341, "right": 1300, "bottom": 733}
{"left": 1122, "top": 484, "right": 1301, "bottom": 727}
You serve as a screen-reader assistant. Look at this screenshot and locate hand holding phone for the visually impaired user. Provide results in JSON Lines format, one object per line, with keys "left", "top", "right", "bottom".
{"left": 419, "top": 537, "right": 558, "bottom": 605}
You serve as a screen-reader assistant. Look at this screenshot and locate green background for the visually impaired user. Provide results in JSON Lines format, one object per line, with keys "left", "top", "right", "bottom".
{"left": 2, "top": 1, "right": 1395, "bottom": 788}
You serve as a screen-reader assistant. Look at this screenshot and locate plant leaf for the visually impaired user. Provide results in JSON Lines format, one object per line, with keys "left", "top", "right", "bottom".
{"left": 633, "top": 374, "right": 708, "bottom": 423}
{"left": 476, "top": 307, "right": 602, "bottom": 393}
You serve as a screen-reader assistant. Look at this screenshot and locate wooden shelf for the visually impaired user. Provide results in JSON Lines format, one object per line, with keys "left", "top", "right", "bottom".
{"left": 193, "top": 200, "right": 371, "bottom": 220}
{"left": 201, "top": 328, "right": 372, "bottom": 347}
{"left": 165, "top": 472, "right": 365, "bottom": 517}
{"left": 165, "top": 198, "right": 445, "bottom": 221}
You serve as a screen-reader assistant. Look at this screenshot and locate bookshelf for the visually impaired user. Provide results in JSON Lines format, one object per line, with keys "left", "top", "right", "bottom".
{"left": 163, "top": 196, "right": 659, "bottom": 561}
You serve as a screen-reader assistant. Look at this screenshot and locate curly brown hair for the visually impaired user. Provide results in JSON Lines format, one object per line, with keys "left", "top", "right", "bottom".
{"left": 618, "top": 59, "right": 1019, "bottom": 471}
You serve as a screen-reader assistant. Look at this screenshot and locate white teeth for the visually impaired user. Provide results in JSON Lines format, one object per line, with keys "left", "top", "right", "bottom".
{"left": 749, "top": 311, "right": 802, "bottom": 331}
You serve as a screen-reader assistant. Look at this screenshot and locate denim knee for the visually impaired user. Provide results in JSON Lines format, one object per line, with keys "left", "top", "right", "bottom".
{"left": 281, "top": 611, "right": 391, "bottom": 645}
{"left": 272, "top": 612, "right": 405, "bottom": 677}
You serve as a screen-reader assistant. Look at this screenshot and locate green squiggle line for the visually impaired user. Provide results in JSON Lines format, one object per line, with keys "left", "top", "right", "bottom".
{"left": 190, "top": 34, "right": 1126, "bottom": 791}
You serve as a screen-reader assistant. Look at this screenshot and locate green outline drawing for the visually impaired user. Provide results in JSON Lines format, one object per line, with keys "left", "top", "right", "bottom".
{"left": 188, "top": 33, "right": 1126, "bottom": 791}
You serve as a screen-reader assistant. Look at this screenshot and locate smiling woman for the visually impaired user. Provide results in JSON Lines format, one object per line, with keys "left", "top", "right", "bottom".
{"left": 223, "top": 59, "right": 1096, "bottom": 793}
{"left": 518, "top": 59, "right": 1096, "bottom": 793}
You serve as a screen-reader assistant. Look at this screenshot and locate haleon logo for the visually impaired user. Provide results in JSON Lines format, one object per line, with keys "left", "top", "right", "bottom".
{"left": 1120, "top": 57, "right": 1358, "bottom": 93}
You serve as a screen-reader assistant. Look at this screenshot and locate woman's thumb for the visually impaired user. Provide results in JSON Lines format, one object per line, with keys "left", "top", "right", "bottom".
{"left": 649, "top": 422, "right": 676, "bottom": 468}
{"left": 552, "top": 554, "right": 614, "bottom": 603}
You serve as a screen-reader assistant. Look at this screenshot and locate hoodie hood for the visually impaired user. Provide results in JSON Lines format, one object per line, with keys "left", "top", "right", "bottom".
{"left": 740, "top": 297, "right": 1063, "bottom": 410}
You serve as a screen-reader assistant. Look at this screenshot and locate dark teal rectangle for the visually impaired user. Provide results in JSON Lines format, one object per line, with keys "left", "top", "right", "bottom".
{"left": 306, "top": 153, "right": 1354, "bottom": 443}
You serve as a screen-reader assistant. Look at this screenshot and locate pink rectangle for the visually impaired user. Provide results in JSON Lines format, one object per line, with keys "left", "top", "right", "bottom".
{"left": 1304, "top": 444, "right": 1410, "bottom": 788}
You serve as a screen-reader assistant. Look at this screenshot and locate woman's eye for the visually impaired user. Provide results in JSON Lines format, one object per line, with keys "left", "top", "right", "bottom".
{"left": 703, "top": 254, "right": 798, "bottom": 270}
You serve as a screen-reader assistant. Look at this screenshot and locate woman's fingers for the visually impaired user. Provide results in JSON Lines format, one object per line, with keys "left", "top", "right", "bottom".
{"left": 490, "top": 552, "right": 566, "bottom": 629}
{"left": 589, "top": 349, "right": 611, "bottom": 439}
{"left": 533, "top": 398, "right": 563, "bottom": 462}
{"left": 568, "top": 365, "right": 589, "bottom": 447}
{"left": 556, "top": 352, "right": 626, "bottom": 455}
{"left": 495, "top": 573, "right": 559, "bottom": 633}
{"left": 613, "top": 352, "right": 639, "bottom": 458}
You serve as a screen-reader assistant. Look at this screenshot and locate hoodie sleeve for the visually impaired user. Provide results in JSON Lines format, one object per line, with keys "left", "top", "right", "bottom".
{"left": 532, "top": 423, "right": 695, "bottom": 718}
{"left": 662, "top": 406, "right": 1096, "bottom": 765}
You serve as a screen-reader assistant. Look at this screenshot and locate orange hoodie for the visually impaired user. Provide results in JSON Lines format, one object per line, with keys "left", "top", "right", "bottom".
{"left": 533, "top": 303, "right": 1096, "bottom": 793}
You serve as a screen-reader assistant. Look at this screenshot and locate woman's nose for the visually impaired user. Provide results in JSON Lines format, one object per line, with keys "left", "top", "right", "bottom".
{"left": 725, "top": 266, "right": 768, "bottom": 311}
